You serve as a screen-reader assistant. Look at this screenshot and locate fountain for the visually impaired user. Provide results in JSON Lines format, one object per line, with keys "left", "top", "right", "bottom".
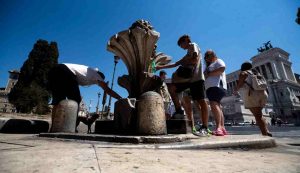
{"left": 96, "top": 20, "right": 172, "bottom": 135}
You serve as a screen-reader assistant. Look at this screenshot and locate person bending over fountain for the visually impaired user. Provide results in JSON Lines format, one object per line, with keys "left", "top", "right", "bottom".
{"left": 48, "top": 63, "right": 122, "bottom": 123}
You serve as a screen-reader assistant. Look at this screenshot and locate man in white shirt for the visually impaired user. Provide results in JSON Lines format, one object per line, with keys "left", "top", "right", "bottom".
{"left": 48, "top": 63, "right": 122, "bottom": 107}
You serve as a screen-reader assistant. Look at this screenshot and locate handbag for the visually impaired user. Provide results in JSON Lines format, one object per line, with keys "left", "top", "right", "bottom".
{"left": 176, "top": 66, "right": 194, "bottom": 79}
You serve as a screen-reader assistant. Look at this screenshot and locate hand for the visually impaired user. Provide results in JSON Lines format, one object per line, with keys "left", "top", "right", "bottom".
{"left": 155, "top": 66, "right": 162, "bottom": 70}
{"left": 204, "top": 71, "right": 209, "bottom": 78}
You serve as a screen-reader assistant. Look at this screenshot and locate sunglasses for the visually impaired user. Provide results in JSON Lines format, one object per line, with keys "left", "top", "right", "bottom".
{"left": 204, "top": 53, "right": 214, "bottom": 59}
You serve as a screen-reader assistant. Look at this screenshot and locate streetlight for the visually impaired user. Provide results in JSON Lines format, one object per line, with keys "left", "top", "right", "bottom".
{"left": 95, "top": 92, "right": 101, "bottom": 114}
{"left": 101, "top": 81, "right": 109, "bottom": 119}
{"left": 107, "top": 56, "right": 120, "bottom": 115}
{"left": 296, "top": 8, "right": 300, "bottom": 25}
{"left": 88, "top": 99, "right": 93, "bottom": 113}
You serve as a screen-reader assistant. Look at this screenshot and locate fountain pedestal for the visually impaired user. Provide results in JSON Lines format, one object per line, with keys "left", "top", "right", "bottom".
{"left": 137, "top": 91, "right": 167, "bottom": 135}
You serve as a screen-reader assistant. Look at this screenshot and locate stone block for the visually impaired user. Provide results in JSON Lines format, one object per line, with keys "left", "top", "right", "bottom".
{"left": 166, "top": 119, "right": 192, "bottom": 134}
{"left": 0, "top": 118, "right": 49, "bottom": 133}
{"left": 137, "top": 91, "right": 167, "bottom": 135}
{"left": 94, "top": 120, "right": 115, "bottom": 134}
{"left": 113, "top": 98, "right": 136, "bottom": 134}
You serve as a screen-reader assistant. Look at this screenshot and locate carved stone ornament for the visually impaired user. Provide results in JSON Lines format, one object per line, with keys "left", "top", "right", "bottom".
{"left": 107, "top": 20, "right": 171, "bottom": 98}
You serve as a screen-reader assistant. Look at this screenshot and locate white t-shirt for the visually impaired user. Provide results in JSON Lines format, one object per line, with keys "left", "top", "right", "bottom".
{"left": 64, "top": 63, "right": 104, "bottom": 86}
{"left": 204, "top": 59, "right": 227, "bottom": 90}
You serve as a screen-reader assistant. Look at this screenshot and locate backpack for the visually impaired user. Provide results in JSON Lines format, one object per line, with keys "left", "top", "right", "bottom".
{"left": 245, "top": 70, "right": 268, "bottom": 91}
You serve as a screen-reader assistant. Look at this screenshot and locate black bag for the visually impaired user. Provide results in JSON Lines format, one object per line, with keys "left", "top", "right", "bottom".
{"left": 176, "top": 66, "right": 194, "bottom": 79}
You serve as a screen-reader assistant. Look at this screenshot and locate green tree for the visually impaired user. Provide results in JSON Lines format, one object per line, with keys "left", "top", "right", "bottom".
{"left": 9, "top": 39, "right": 59, "bottom": 114}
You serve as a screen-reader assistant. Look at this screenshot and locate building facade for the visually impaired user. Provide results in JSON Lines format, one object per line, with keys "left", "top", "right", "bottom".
{"left": 0, "top": 70, "right": 20, "bottom": 113}
{"left": 223, "top": 47, "right": 300, "bottom": 124}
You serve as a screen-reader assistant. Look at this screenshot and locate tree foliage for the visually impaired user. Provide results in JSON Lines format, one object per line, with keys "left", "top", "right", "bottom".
{"left": 9, "top": 39, "right": 59, "bottom": 114}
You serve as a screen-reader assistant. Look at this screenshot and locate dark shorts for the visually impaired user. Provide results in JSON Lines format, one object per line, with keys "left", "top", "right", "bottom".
{"left": 174, "top": 80, "right": 206, "bottom": 100}
{"left": 48, "top": 64, "right": 81, "bottom": 105}
{"left": 206, "top": 87, "right": 226, "bottom": 103}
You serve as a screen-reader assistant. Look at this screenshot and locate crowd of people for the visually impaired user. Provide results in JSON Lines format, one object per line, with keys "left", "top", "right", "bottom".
{"left": 47, "top": 34, "right": 272, "bottom": 137}
{"left": 156, "top": 34, "right": 272, "bottom": 137}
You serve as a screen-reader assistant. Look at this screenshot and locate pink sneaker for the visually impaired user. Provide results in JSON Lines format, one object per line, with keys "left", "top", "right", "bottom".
{"left": 222, "top": 128, "right": 228, "bottom": 135}
{"left": 213, "top": 128, "right": 224, "bottom": 136}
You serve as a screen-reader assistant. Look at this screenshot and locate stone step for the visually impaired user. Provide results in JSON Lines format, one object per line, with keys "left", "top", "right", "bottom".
{"left": 0, "top": 118, "right": 49, "bottom": 133}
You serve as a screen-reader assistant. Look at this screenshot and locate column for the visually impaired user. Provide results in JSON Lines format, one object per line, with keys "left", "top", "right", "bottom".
{"left": 280, "top": 62, "right": 288, "bottom": 80}
{"left": 262, "top": 64, "right": 272, "bottom": 80}
{"left": 260, "top": 65, "right": 268, "bottom": 79}
{"left": 290, "top": 68, "right": 297, "bottom": 82}
{"left": 271, "top": 62, "right": 280, "bottom": 80}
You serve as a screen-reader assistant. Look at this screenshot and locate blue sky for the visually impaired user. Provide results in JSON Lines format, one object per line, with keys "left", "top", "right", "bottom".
{"left": 1, "top": 0, "right": 299, "bottom": 112}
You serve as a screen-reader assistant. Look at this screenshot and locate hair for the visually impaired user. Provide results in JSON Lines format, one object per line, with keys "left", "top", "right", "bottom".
{"left": 204, "top": 49, "right": 216, "bottom": 58}
{"left": 204, "top": 49, "right": 217, "bottom": 67}
{"left": 159, "top": 70, "right": 166, "bottom": 76}
{"left": 240, "top": 62, "right": 252, "bottom": 71}
{"left": 97, "top": 71, "right": 105, "bottom": 80}
{"left": 177, "top": 35, "right": 191, "bottom": 46}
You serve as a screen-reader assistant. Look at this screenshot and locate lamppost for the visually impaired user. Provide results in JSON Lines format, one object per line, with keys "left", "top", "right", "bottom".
{"left": 95, "top": 92, "right": 101, "bottom": 114}
{"left": 88, "top": 99, "right": 93, "bottom": 113}
{"left": 101, "top": 81, "right": 109, "bottom": 119}
{"left": 296, "top": 8, "right": 300, "bottom": 25}
{"left": 107, "top": 56, "right": 120, "bottom": 115}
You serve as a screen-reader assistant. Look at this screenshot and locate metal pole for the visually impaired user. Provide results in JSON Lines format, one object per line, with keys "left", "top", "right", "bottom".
{"left": 107, "top": 56, "right": 119, "bottom": 114}
{"left": 101, "top": 81, "right": 109, "bottom": 119}
{"left": 96, "top": 92, "right": 101, "bottom": 114}
{"left": 88, "top": 99, "right": 92, "bottom": 113}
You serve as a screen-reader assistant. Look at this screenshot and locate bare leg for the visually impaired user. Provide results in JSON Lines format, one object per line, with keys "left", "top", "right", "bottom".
{"left": 219, "top": 105, "right": 225, "bottom": 129}
{"left": 250, "top": 107, "right": 271, "bottom": 136}
{"left": 168, "top": 84, "right": 182, "bottom": 111}
{"left": 195, "top": 99, "right": 209, "bottom": 128}
{"left": 182, "top": 96, "right": 194, "bottom": 128}
{"left": 210, "top": 101, "right": 222, "bottom": 129}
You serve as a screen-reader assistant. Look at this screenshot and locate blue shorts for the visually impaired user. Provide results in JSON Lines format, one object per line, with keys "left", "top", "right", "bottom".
{"left": 206, "top": 87, "right": 226, "bottom": 103}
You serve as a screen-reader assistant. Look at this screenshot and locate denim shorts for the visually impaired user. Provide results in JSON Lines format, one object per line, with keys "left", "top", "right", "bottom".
{"left": 206, "top": 87, "right": 226, "bottom": 103}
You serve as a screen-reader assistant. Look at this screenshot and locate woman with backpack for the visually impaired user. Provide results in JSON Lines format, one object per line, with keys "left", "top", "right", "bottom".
{"left": 234, "top": 62, "right": 272, "bottom": 137}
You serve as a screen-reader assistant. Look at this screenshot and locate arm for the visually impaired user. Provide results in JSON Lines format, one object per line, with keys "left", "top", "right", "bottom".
{"left": 156, "top": 63, "right": 178, "bottom": 70}
{"left": 233, "top": 72, "right": 248, "bottom": 94}
{"left": 98, "top": 81, "right": 122, "bottom": 100}
{"left": 206, "top": 67, "right": 225, "bottom": 77}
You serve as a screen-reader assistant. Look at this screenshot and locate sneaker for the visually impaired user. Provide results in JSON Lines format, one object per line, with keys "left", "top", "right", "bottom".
{"left": 193, "top": 127, "right": 210, "bottom": 137}
{"left": 213, "top": 128, "right": 224, "bottom": 136}
{"left": 201, "top": 125, "right": 212, "bottom": 135}
{"left": 206, "top": 128, "right": 213, "bottom": 135}
{"left": 192, "top": 126, "right": 197, "bottom": 133}
{"left": 222, "top": 128, "right": 228, "bottom": 135}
